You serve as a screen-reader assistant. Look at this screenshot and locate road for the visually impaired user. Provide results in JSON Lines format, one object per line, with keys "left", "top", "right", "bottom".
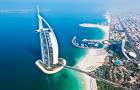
{"left": 117, "top": 17, "right": 140, "bottom": 60}
{"left": 64, "top": 65, "right": 130, "bottom": 90}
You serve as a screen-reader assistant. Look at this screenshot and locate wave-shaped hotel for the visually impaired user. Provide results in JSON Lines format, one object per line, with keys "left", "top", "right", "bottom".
{"left": 35, "top": 6, "right": 66, "bottom": 74}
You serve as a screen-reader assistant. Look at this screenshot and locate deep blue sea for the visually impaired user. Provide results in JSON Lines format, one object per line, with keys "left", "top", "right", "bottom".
{"left": 0, "top": 8, "right": 106, "bottom": 90}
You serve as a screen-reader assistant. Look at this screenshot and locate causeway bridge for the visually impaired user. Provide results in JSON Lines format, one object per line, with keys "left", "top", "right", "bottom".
{"left": 64, "top": 65, "right": 130, "bottom": 90}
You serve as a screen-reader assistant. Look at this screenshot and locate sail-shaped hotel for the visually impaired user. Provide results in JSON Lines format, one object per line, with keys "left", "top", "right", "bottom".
{"left": 35, "top": 6, "right": 66, "bottom": 74}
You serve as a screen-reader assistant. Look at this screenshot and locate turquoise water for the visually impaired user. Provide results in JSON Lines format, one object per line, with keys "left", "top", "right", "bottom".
{"left": 0, "top": 8, "right": 106, "bottom": 90}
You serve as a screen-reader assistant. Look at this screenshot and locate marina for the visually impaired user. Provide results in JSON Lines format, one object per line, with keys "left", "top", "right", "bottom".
{"left": 72, "top": 36, "right": 105, "bottom": 49}
{"left": 1, "top": 0, "right": 140, "bottom": 90}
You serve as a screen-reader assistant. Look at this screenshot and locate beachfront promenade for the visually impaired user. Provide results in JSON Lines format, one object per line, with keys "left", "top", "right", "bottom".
{"left": 64, "top": 65, "right": 129, "bottom": 90}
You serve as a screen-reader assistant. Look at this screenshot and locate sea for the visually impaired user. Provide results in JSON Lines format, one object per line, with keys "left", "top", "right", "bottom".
{"left": 0, "top": 3, "right": 107, "bottom": 90}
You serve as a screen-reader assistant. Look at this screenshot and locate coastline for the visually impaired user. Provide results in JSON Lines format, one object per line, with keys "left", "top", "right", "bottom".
{"left": 79, "top": 13, "right": 110, "bottom": 41}
{"left": 76, "top": 49, "right": 107, "bottom": 90}
{"left": 76, "top": 14, "right": 110, "bottom": 90}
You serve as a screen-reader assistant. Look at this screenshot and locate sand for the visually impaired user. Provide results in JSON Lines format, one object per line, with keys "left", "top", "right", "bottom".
{"left": 76, "top": 14, "right": 110, "bottom": 90}
{"left": 79, "top": 23, "right": 109, "bottom": 40}
{"left": 76, "top": 49, "right": 108, "bottom": 90}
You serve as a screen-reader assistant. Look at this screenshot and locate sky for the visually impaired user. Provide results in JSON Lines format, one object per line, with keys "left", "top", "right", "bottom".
{"left": 0, "top": 0, "right": 140, "bottom": 14}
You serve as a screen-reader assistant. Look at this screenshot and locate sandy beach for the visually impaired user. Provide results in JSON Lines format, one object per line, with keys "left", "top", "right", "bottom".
{"left": 79, "top": 13, "right": 110, "bottom": 41}
{"left": 76, "top": 14, "right": 110, "bottom": 90}
{"left": 79, "top": 23, "right": 109, "bottom": 40}
{"left": 76, "top": 49, "right": 107, "bottom": 90}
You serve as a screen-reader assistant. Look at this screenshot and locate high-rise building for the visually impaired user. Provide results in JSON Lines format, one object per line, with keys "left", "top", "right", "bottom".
{"left": 35, "top": 6, "right": 66, "bottom": 74}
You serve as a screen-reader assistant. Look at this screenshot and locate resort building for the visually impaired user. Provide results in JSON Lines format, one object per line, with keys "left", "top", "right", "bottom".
{"left": 35, "top": 6, "right": 66, "bottom": 74}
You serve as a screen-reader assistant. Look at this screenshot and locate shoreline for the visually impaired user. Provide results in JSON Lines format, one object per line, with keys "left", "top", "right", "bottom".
{"left": 79, "top": 13, "right": 110, "bottom": 41}
{"left": 76, "top": 14, "right": 110, "bottom": 90}
{"left": 76, "top": 49, "right": 108, "bottom": 90}
{"left": 79, "top": 23, "right": 109, "bottom": 40}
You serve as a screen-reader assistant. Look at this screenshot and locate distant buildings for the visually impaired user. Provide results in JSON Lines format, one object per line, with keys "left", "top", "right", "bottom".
{"left": 96, "top": 14, "right": 140, "bottom": 89}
